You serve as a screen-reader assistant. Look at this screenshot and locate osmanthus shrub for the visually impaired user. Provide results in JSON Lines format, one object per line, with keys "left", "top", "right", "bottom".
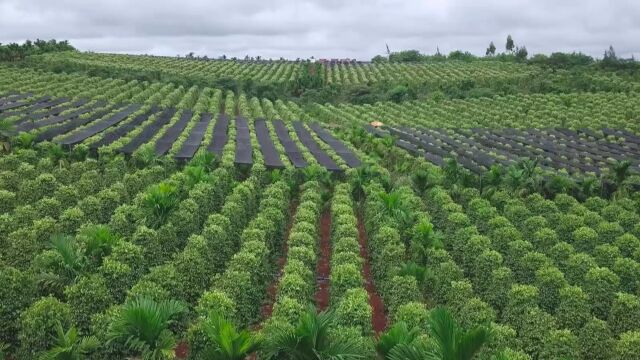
{"left": 18, "top": 296, "right": 72, "bottom": 358}
{"left": 612, "top": 257, "right": 640, "bottom": 294}
{"left": 329, "top": 183, "right": 371, "bottom": 336}
{"left": 577, "top": 317, "right": 614, "bottom": 360}
{"left": 614, "top": 331, "right": 640, "bottom": 360}
{"left": 0, "top": 266, "right": 36, "bottom": 349}
{"left": 608, "top": 293, "right": 640, "bottom": 336}
{"left": 583, "top": 267, "right": 621, "bottom": 319}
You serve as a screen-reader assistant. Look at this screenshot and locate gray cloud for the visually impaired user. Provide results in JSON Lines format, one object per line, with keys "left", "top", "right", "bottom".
{"left": 0, "top": 0, "right": 638, "bottom": 60}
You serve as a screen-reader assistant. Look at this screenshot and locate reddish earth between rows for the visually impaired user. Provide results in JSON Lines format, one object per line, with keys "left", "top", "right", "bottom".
{"left": 259, "top": 200, "right": 299, "bottom": 321}
{"left": 357, "top": 213, "right": 387, "bottom": 334}
{"left": 315, "top": 209, "right": 332, "bottom": 310}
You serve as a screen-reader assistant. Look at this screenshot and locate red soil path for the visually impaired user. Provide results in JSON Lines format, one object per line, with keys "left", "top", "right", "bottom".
{"left": 259, "top": 200, "right": 299, "bottom": 321}
{"left": 357, "top": 213, "right": 388, "bottom": 334}
{"left": 175, "top": 341, "right": 189, "bottom": 359}
{"left": 315, "top": 210, "right": 332, "bottom": 310}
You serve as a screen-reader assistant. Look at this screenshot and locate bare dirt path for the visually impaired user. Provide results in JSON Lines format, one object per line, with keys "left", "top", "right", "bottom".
{"left": 357, "top": 213, "right": 387, "bottom": 334}
{"left": 259, "top": 200, "right": 299, "bottom": 321}
{"left": 315, "top": 209, "right": 332, "bottom": 311}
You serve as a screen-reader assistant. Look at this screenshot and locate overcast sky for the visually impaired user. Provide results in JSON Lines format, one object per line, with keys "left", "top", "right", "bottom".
{"left": 1, "top": 0, "right": 638, "bottom": 60}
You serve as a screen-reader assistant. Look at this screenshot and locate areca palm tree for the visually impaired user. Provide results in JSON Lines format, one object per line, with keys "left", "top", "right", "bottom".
{"left": 143, "top": 182, "right": 179, "bottom": 228}
{"left": 609, "top": 160, "right": 632, "bottom": 198}
{"left": 184, "top": 165, "right": 210, "bottom": 187}
{"left": 189, "top": 151, "right": 218, "bottom": 172}
{"left": 376, "top": 190, "right": 410, "bottom": 228}
{"left": 398, "top": 262, "right": 428, "bottom": 286}
{"left": 479, "top": 165, "right": 503, "bottom": 197}
{"left": 107, "top": 297, "right": 186, "bottom": 360}
{"left": 201, "top": 312, "right": 261, "bottom": 360}
{"left": 350, "top": 165, "right": 381, "bottom": 202}
{"left": 387, "top": 308, "right": 490, "bottom": 360}
{"left": 376, "top": 321, "right": 421, "bottom": 359}
{"left": 37, "top": 235, "right": 86, "bottom": 294}
{"left": 264, "top": 307, "right": 365, "bottom": 360}
{"left": 15, "top": 132, "right": 36, "bottom": 149}
{"left": 77, "top": 224, "right": 120, "bottom": 265}
{"left": 410, "top": 219, "right": 444, "bottom": 265}
{"left": 0, "top": 119, "right": 16, "bottom": 153}
{"left": 39, "top": 322, "right": 99, "bottom": 360}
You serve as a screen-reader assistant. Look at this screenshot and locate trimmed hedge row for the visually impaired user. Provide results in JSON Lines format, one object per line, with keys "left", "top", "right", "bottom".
{"left": 265, "top": 181, "right": 322, "bottom": 327}
{"left": 0, "top": 156, "right": 156, "bottom": 267}
{"left": 426, "top": 186, "right": 531, "bottom": 359}
{"left": 329, "top": 183, "right": 371, "bottom": 336}
{"left": 187, "top": 179, "right": 292, "bottom": 359}
{"left": 362, "top": 182, "right": 428, "bottom": 330}
{"left": 9, "top": 163, "right": 233, "bottom": 358}
{"left": 428, "top": 186, "right": 640, "bottom": 360}
{"left": 0, "top": 160, "right": 172, "bottom": 350}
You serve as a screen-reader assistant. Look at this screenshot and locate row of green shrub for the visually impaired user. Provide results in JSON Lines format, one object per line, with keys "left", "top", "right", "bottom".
{"left": 362, "top": 182, "right": 428, "bottom": 327}
{"left": 427, "top": 186, "right": 640, "bottom": 359}
{"left": 329, "top": 183, "right": 371, "bottom": 337}
{"left": 187, "top": 179, "right": 292, "bottom": 358}
{"left": 264, "top": 181, "right": 322, "bottom": 327}
{"left": 3, "top": 159, "right": 233, "bottom": 358}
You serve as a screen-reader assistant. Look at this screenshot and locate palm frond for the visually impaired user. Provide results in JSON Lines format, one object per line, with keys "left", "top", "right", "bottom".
{"left": 108, "top": 297, "right": 186, "bottom": 358}
{"left": 428, "top": 308, "right": 457, "bottom": 360}
{"left": 457, "top": 327, "right": 491, "bottom": 360}
{"left": 387, "top": 342, "right": 432, "bottom": 360}
{"left": 203, "top": 311, "right": 261, "bottom": 360}
{"left": 376, "top": 321, "right": 421, "bottom": 358}
{"left": 78, "top": 224, "right": 119, "bottom": 261}
{"left": 50, "top": 234, "right": 84, "bottom": 274}
{"left": 264, "top": 307, "right": 364, "bottom": 360}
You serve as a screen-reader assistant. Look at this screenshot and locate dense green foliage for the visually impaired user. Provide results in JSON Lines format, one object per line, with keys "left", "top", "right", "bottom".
{"left": 1, "top": 40, "right": 639, "bottom": 359}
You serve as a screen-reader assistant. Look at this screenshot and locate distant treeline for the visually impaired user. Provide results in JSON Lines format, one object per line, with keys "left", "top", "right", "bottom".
{"left": 0, "top": 39, "right": 75, "bottom": 62}
{"left": 377, "top": 35, "right": 639, "bottom": 72}
{"left": 377, "top": 48, "right": 639, "bottom": 72}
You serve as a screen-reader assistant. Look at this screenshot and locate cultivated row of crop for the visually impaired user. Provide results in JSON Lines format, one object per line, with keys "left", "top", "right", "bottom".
{"left": 314, "top": 91, "right": 640, "bottom": 131}
{"left": 30, "top": 51, "right": 301, "bottom": 84}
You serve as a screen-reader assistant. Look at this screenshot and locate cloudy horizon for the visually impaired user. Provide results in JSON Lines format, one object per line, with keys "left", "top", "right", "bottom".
{"left": 1, "top": 0, "right": 638, "bottom": 61}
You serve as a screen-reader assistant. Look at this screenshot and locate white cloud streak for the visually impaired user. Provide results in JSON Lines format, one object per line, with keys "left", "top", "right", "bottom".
{"left": 0, "top": 0, "right": 638, "bottom": 60}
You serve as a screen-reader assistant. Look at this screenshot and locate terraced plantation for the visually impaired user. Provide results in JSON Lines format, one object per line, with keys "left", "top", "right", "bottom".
{"left": 1, "top": 46, "right": 640, "bottom": 360}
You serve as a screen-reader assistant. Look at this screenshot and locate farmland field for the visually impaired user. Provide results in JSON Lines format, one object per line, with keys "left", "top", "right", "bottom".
{"left": 1, "top": 48, "right": 640, "bottom": 360}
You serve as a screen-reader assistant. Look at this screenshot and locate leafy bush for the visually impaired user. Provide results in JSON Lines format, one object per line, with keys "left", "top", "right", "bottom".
{"left": 484, "top": 267, "right": 514, "bottom": 312}
{"left": 565, "top": 253, "right": 598, "bottom": 285}
{"left": 457, "top": 297, "right": 497, "bottom": 329}
{"left": 614, "top": 331, "right": 640, "bottom": 360}
{"left": 614, "top": 233, "right": 640, "bottom": 258}
{"left": 534, "top": 266, "right": 567, "bottom": 313}
{"left": 584, "top": 267, "right": 620, "bottom": 319}
{"left": 596, "top": 221, "right": 625, "bottom": 244}
{"left": 571, "top": 226, "right": 598, "bottom": 252}
{"left": 0, "top": 266, "right": 35, "bottom": 347}
{"left": 531, "top": 228, "right": 558, "bottom": 252}
{"left": 331, "top": 264, "right": 362, "bottom": 302}
{"left": 514, "top": 307, "right": 556, "bottom": 359}
{"left": 593, "top": 244, "right": 622, "bottom": 269}
{"left": 555, "top": 285, "right": 590, "bottom": 332}
{"left": 336, "top": 288, "right": 372, "bottom": 334}
{"left": 472, "top": 250, "right": 503, "bottom": 296}
{"left": 384, "top": 275, "right": 421, "bottom": 316}
{"left": 65, "top": 274, "right": 115, "bottom": 332}
{"left": 18, "top": 296, "right": 72, "bottom": 358}
{"left": 608, "top": 293, "right": 640, "bottom": 336}
{"left": 577, "top": 317, "right": 613, "bottom": 360}
{"left": 503, "top": 284, "right": 539, "bottom": 325}
{"left": 392, "top": 302, "right": 429, "bottom": 330}
{"left": 612, "top": 257, "right": 640, "bottom": 294}
{"left": 539, "top": 329, "right": 579, "bottom": 360}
